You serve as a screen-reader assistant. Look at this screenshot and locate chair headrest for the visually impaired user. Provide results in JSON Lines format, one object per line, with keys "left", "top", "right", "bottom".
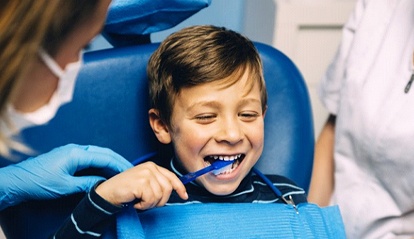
{"left": 103, "top": 0, "right": 212, "bottom": 47}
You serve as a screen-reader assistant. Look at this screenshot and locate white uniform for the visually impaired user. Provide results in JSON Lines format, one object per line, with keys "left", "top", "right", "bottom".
{"left": 319, "top": 0, "right": 414, "bottom": 238}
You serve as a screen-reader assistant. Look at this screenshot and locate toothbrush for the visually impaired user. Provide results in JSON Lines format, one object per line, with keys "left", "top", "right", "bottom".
{"left": 179, "top": 160, "right": 234, "bottom": 184}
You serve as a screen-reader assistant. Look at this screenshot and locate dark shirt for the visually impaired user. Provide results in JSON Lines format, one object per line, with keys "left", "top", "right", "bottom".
{"left": 51, "top": 181, "right": 122, "bottom": 239}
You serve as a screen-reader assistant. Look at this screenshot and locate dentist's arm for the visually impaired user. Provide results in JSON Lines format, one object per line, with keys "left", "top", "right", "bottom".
{"left": 308, "top": 114, "right": 336, "bottom": 206}
{"left": 0, "top": 144, "right": 132, "bottom": 210}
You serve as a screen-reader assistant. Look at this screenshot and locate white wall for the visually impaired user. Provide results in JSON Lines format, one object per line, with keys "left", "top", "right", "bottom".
{"left": 268, "top": 0, "right": 356, "bottom": 136}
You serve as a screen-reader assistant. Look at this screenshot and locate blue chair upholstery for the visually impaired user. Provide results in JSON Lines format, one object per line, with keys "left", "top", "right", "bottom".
{"left": 0, "top": 42, "right": 314, "bottom": 239}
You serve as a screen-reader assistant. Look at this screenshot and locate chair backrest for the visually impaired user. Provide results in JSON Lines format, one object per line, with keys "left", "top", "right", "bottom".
{"left": 0, "top": 42, "right": 314, "bottom": 239}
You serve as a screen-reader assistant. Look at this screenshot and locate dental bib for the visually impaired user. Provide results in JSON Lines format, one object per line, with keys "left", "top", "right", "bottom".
{"left": 114, "top": 200, "right": 345, "bottom": 239}
{"left": 112, "top": 168, "right": 346, "bottom": 239}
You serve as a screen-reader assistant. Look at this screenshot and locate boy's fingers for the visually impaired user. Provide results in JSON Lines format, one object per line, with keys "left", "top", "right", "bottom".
{"left": 173, "top": 182, "right": 188, "bottom": 200}
{"left": 158, "top": 167, "right": 188, "bottom": 200}
{"left": 130, "top": 162, "right": 188, "bottom": 210}
{"left": 134, "top": 186, "right": 160, "bottom": 210}
{"left": 149, "top": 177, "right": 171, "bottom": 207}
{"left": 132, "top": 166, "right": 174, "bottom": 210}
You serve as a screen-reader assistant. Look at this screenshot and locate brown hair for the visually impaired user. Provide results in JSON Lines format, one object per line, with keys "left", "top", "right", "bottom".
{"left": 147, "top": 25, "right": 267, "bottom": 127}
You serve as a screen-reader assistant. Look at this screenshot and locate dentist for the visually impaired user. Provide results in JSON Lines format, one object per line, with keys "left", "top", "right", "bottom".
{"left": 0, "top": 0, "right": 132, "bottom": 210}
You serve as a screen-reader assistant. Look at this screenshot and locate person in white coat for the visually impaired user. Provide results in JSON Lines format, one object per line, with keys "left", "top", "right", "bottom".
{"left": 308, "top": 0, "right": 414, "bottom": 238}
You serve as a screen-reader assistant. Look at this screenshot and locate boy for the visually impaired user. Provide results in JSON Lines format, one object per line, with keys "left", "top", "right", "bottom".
{"left": 54, "top": 25, "right": 307, "bottom": 238}
{"left": 146, "top": 25, "right": 307, "bottom": 204}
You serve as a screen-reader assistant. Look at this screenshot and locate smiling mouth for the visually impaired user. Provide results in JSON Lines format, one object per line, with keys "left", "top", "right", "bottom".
{"left": 204, "top": 154, "right": 245, "bottom": 175}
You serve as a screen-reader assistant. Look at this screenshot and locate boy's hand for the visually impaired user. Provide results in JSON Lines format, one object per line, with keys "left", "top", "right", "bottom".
{"left": 95, "top": 162, "right": 188, "bottom": 210}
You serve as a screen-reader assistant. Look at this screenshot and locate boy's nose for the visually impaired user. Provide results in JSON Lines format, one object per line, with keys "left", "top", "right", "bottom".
{"left": 215, "top": 118, "right": 244, "bottom": 145}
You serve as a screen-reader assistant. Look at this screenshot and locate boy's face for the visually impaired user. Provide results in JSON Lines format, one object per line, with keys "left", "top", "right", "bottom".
{"left": 151, "top": 69, "right": 265, "bottom": 196}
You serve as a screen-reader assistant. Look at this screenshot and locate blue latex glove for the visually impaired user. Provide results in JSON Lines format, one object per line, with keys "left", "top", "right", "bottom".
{"left": 0, "top": 144, "right": 132, "bottom": 210}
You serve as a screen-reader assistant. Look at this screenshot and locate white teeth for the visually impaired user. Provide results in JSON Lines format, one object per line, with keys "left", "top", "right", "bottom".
{"left": 210, "top": 154, "right": 241, "bottom": 161}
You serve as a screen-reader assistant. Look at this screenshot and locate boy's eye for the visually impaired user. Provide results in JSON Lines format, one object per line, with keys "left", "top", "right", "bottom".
{"left": 194, "top": 114, "right": 216, "bottom": 123}
{"left": 239, "top": 112, "right": 260, "bottom": 121}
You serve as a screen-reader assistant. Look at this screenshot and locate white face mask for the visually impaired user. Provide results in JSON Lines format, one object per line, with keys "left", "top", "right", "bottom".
{"left": 5, "top": 49, "right": 82, "bottom": 135}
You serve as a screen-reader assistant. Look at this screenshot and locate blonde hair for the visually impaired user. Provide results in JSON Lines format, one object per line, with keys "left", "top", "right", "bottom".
{"left": 0, "top": 0, "right": 100, "bottom": 157}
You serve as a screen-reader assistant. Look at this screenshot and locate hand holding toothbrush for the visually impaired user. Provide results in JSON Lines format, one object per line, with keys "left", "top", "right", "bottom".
{"left": 95, "top": 161, "right": 188, "bottom": 210}
{"left": 95, "top": 159, "right": 233, "bottom": 210}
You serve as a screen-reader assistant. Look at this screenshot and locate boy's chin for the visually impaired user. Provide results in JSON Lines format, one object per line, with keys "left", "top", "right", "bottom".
{"left": 201, "top": 180, "right": 240, "bottom": 196}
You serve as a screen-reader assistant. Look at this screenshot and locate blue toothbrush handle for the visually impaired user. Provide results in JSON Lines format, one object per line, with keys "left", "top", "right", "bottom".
{"left": 179, "top": 160, "right": 233, "bottom": 184}
{"left": 180, "top": 165, "right": 214, "bottom": 184}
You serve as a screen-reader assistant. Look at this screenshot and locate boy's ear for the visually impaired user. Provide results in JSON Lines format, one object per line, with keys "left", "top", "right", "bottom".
{"left": 148, "top": 109, "right": 172, "bottom": 144}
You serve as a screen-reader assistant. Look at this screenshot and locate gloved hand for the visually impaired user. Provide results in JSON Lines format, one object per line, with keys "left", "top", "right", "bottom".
{"left": 0, "top": 144, "right": 133, "bottom": 210}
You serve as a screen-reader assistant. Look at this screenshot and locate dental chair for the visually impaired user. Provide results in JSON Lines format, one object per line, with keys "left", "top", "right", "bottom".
{"left": 0, "top": 41, "right": 314, "bottom": 238}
